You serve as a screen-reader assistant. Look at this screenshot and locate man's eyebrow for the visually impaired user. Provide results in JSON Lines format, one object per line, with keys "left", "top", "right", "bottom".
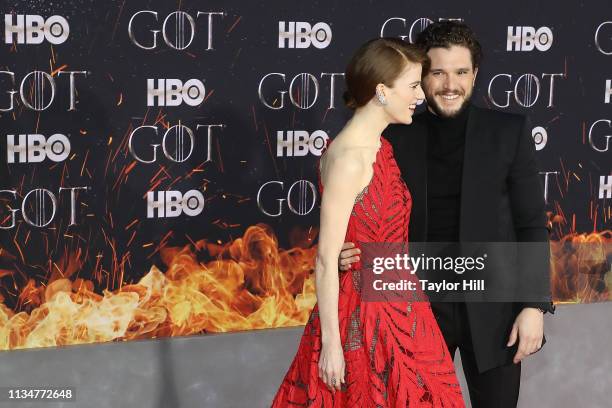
{"left": 429, "top": 67, "right": 472, "bottom": 71}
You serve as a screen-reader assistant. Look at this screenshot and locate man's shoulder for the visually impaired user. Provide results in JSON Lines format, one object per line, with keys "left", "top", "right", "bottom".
{"left": 412, "top": 110, "right": 429, "bottom": 125}
{"left": 382, "top": 130, "right": 417, "bottom": 150}
{"left": 411, "top": 105, "right": 528, "bottom": 125}
{"left": 383, "top": 121, "right": 427, "bottom": 152}
{"left": 470, "top": 105, "right": 527, "bottom": 126}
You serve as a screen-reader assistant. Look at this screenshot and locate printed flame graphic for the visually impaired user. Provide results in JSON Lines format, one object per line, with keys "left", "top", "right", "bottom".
{"left": 550, "top": 230, "right": 611, "bottom": 304}
{"left": 0, "top": 225, "right": 316, "bottom": 350}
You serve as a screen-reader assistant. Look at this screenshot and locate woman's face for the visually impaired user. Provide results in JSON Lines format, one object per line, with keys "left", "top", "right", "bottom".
{"left": 381, "top": 62, "right": 425, "bottom": 125}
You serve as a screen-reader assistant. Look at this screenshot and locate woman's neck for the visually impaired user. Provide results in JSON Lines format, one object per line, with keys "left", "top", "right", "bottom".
{"left": 341, "top": 104, "right": 388, "bottom": 147}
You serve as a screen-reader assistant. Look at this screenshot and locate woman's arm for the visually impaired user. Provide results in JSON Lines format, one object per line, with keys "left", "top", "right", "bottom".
{"left": 315, "top": 152, "right": 365, "bottom": 391}
{"left": 316, "top": 153, "right": 364, "bottom": 344}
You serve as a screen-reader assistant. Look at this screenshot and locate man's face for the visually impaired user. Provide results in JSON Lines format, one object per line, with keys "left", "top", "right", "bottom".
{"left": 422, "top": 45, "right": 478, "bottom": 118}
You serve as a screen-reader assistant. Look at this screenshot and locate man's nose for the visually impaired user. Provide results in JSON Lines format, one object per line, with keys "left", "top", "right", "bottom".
{"left": 442, "top": 75, "right": 454, "bottom": 90}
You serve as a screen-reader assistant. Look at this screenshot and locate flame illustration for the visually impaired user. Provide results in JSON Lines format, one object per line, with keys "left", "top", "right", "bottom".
{"left": 550, "top": 230, "right": 612, "bottom": 304}
{"left": 0, "top": 225, "right": 316, "bottom": 350}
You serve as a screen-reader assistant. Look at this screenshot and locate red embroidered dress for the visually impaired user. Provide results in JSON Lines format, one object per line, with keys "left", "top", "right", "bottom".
{"left": 272, "top": 137, "right": 464, "bottom": 407}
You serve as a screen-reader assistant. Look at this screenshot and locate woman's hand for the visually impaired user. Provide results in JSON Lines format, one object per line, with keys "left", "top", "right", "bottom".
{"left": 318, "top": 340, "right": 345, "bottom": 392}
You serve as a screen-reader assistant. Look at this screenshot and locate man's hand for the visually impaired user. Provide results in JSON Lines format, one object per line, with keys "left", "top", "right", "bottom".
{"left": 338, "top": 242, "right": 360, "bottom": 271}
{"left": 507, "top": 307, "right": 544, "bottom": 364}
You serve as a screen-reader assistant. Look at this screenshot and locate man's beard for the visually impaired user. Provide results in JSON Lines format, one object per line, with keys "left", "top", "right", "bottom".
{"left": 426, "top": 89, "right": 473, "bottom": 119}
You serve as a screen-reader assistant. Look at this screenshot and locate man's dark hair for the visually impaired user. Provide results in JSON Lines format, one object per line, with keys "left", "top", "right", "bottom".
{"left": 415, "top": 21, "right": 483, "bottom": 70}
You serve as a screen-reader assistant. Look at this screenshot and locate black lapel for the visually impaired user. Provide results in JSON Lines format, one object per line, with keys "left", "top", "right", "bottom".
{"left": 394, "top": 117, "right": 428, "bottom": 242}
{"left": 459, "top": 105, "right": 496, "bottom": 241}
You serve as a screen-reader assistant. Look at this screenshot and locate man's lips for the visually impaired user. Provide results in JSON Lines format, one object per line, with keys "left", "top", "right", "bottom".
{"left": 439, "top": 94, "right": 461, "bottom": 101}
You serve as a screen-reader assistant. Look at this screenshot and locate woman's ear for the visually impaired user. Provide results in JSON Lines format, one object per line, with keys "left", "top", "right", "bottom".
{"left": 375, "top": 84, "right": 388, "bottom": 106}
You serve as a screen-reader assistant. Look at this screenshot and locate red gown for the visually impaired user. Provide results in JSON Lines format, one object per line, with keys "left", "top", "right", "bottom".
{"left": 272, "top": 137, "right": 465, "bottom": 407}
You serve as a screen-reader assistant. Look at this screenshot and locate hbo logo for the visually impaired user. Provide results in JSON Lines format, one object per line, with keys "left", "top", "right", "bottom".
{"left": 4, "top": 14, "right": 69, "bottom": 45}
{"left": 278, "top": 21, "right": 332, "bottom": 49}
{"left": 507, "top": 26, "right": 553, "bottom": 51}
{"left": 277, "top": 130, "right": 329, "bottom": 157}
{"left": 600, "top": 175, "right": 612, "bottom": 199}
{"left": 147, "top": 79, "right": 206, "bottom": 107}
{"left": 147, "top": 190, "right": 205, "bottom": 218}
{"left": 6, "top": 134, "right": 70, "bottom": 164}
{"left": 532, "top": 127, "right": 548, "bottom": 151}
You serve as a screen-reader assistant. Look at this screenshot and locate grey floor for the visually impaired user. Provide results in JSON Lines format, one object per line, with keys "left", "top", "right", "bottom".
{"left": 0, "top": 302, "right": 610, "bottom": 408}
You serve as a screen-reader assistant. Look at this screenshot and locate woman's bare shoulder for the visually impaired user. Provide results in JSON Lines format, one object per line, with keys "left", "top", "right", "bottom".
{"left": 319, "top": 142, "right": 368, "bottom": 191}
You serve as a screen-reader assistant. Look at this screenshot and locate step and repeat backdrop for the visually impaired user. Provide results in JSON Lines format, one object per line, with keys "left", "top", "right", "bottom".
{"left": 0, "top": 0, "right": 610, "bottom": 350}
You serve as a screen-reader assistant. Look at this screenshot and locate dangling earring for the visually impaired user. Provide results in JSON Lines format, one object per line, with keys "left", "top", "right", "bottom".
{"left": 376, "top": 90, "right": 387, "bottom": 106}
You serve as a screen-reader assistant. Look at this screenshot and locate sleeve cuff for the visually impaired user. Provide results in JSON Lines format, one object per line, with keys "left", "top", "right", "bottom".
{"left": 522, "top": 301, "right": 556, "bottom": 314}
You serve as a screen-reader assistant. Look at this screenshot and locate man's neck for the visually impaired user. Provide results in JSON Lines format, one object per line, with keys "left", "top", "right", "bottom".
{"left": 426, "top": 103, "right": 471, "bottom": 124}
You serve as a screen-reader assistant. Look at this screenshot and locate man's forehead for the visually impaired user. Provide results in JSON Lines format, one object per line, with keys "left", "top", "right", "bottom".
{"left": 427, "top": 45, "right": 473, "bottom": 69}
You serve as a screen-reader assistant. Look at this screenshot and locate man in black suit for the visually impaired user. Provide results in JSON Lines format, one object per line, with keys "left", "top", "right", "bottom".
{"left": 339, "top": 22, "right": 554, "bottom": 407}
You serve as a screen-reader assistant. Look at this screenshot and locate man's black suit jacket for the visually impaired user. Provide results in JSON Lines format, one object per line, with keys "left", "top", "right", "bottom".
{"left": 384, "top": 104, "right": 554, "bottom": 373}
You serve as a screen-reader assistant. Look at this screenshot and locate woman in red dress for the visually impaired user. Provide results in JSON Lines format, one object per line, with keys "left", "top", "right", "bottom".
{"left": 272, "top": 38, "right": 465, "bottom": 407}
